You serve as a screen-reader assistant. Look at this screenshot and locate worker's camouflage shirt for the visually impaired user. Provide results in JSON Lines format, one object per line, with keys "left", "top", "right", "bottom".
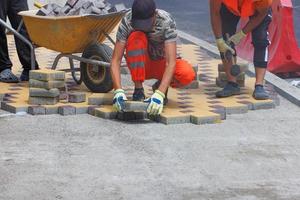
{"left": 116, "top": 9, "right": 178, "bottom": 60}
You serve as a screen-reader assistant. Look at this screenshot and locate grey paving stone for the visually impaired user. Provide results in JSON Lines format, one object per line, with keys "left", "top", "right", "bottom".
{"left": 124, "top": 101, "right": 148, "bottom": 111}
{"left": 88, "top": 106, "right": 98, "bottom": 115}
{"left": 120, "top": 67, "right": 130, "bottom": 75}
{"left": 193, "top": 65, "right": 199, "bottom": 80}
{"left": 29, "top": 88, "right": 60, "bottom": 98}
{"left": 29, "top": 79, "right": 65, "bottom": 90}
{"left": 28, "top": 97, "right": 59, "bottom": 105}
{"left": 190, "top": 115, "right": 221, "bottom": 125}
{"left": 45, "top": 107, "right": 58, "bottom": 115}
{"left": 0, "top": 94, "right": 4, "bottom": 101}
{"left": 68, "top": 92, "right": 86, "bottom": 103}
{"left": 29, "top": 69, "right": 65, "bottom": 81}
{"left": 159, "top": 115, "right": 191, "bottom": 125}
{"left": 94, "top": 108, "right": 117, "bottom": 119}
{"left": 218, "top": 72, "right": 245, "bottom": 81}
{"left": 88, "top": 93, "right": 113, "bottom": 105}
{"left": 116, "top": 111, "right": 147, "bottom": 121}
{"left": 58, "top": 106, "right": 76, "bottom": 116}
{"left": 182, "top": 80, "right": 199, "bottom": 89}
{"left": 75, "top": 106, "right": 89, "bottom": 114}
{"left": 28, "top": 106, "right": 46, "bottom": 115}
{"left": 251, "top": 101, "right": 276, "bottom": 110}
{"left": 225, "top": 105, "right": 249, "bottom": 115}
{"left": 1, "top": 102, "right": 27, "bottom": 114}
{"left": 218, "top": 63, "right": 248, "bottom": 73}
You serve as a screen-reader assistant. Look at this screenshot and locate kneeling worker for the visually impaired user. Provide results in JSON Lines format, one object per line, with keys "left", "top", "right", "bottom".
{"left": 210, "top": 0, "right": 272, "bottom": 99}
{"left": 111, "top": 0, "right": 195, "bottom": 115}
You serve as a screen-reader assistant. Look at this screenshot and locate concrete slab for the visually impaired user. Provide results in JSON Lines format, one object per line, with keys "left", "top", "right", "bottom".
{"left": 29, "top": 69, "right": 65, "bottom": 81}
{"left": 29, "top": 79, "right": 65, "bottom": 90}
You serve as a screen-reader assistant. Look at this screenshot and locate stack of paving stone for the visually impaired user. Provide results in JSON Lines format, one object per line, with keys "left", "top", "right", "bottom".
{"left": 36, "top": 0, "right": 126, "bottom": 16}
{"left": 28, "top": 70, "right": 65, "bottom": 105}
{"left": 216, "top": 63, "right": 248, "bottom": 88}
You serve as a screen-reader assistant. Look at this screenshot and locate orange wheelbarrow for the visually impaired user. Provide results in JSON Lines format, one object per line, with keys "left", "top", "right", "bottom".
{"left": 0, "top": 9, "right": 127, "bottom": 93}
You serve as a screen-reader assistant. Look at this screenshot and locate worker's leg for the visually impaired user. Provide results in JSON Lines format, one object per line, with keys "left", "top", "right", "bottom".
{"left": 215, "top": 4, "right": 241, "bottom": 98}
{"left": 125, "top": 31, "right": 150, "bottom": 100}
{"left": 251, "top": 9, "right": 272, "bottom": 100}
{"left": 8, "top": 0, "right": 38, "bottom": 73}
{"left": 147, "top": 58, "right": 195, "bottom": 88}
{"left": 0, "top": 0, "right": 12, "bottom": 72}
{"left": 126, "top": 31, "right": 149, "bottom": 86}
{"left": 220, "top": 3, "right": 240, "bottom": 83}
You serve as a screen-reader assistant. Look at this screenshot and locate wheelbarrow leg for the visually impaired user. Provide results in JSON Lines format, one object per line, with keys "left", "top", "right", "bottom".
{"left": 69, "top": 57, "right": 82, "bottom": 85}
{"left": 52, "top": 53, "right": 65, "bottom": 70}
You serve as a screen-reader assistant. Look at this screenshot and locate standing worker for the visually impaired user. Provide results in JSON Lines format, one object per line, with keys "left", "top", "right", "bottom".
{"left": 210, "top": 0, "right": 272, "bottom": 100}
{"left": 111, "top": 0, "right": 195, "bottom": 116}
{"left": 0, "top": 0, "right": 39, "bottom": 82}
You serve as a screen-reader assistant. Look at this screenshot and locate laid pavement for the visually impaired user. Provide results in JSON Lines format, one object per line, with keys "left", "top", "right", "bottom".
{"left": 0, "top": 1, "right": 299, "bottom": 199}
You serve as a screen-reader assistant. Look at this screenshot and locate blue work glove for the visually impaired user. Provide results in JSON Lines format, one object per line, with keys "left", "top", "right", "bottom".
{"left": 228, "top": 30, "right": 246, "bottom": 45}
{"left": 144, "top": 90, "right": 165, "bottom": 115}
{"left": 113, "top": 89, "right": 127, "bottom": 112}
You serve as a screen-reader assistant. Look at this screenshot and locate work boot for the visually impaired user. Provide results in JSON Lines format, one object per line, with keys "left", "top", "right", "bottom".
{"left": 152, "top": 80, "right": 168, "bottom": 105}
{"left": 0, "top": 69, "right": 19, "bottom": 83}
{"left": 253, "top": 85, "right": 269, "bottom": 100}
{"left": 20, "top": 69, "right": 30, "bottom": 82}
{"left": 216, "top": 81, "right": 240, "bottom": 98}
{"left": 132, "top": 88, "right": 145, "bottom": 101}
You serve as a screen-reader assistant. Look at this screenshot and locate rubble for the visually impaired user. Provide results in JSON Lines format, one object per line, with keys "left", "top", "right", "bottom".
{"left": 36, "top": 0, "right": 126, "bottom": 17}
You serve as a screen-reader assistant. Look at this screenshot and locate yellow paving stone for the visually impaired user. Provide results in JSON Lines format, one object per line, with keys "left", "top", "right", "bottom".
{"left": 0, "top": 35, "right": 276, "bottom": 125}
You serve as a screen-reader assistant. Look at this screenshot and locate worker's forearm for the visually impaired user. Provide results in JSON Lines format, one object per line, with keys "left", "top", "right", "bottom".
{"left": 158, "top": 62, "right": 176, "bottom": 94}
{"left": 242, "top": 11, "right": 268, "bottom": 34}
{"left": 111, "top": 61, "right": 122, "bottom": 89}
{"left": 211, "top": 13, "right": 223, "bottom": 39}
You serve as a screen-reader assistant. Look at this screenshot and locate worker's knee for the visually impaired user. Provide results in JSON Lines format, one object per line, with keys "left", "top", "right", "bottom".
{"left": 251, "top": 11, "right": 272, "bottom": 48}
{"left": 172, "top": 59, "right": 195, "bottom": 87}
{"left": 253, "top": 46, "right": 268, "bottom": 68}
{"left": 127, "top": 31, "right": 148, "bottom": 50}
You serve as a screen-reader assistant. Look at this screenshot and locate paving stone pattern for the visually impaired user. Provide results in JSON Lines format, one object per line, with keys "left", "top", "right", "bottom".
{"left": 0, "top": 35, "right": 277, "bottom": 124}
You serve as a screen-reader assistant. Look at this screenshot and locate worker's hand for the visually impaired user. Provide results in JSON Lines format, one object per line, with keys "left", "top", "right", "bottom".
{"left": 113, "top": 89, "right": 127, "bottom": 112}
{"left": 216, "top": 38, "right": 235, "bottom": 54}
{"left": 145, "top": 90, "right": 165, "bottom": 115}
{"left": 228, "top": 30, "right": 247, "bottom": 45}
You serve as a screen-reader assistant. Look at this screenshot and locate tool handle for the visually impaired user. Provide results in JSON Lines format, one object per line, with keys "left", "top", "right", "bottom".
{"left": 34, "top": 1, "right": 43, "bottom": 9}
{"left": 225, "top": 33, "right": 237, "bottom": 65}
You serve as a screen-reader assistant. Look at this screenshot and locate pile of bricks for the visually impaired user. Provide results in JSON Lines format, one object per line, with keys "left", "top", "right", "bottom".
{"left": 216, "top": 63, "right": 248, "bottom": 88}
{"left": 28, "top": 70, "right": 65, "bottom": 105}
{"left": 36, "top": 0, "right": 126, "bottom": 16}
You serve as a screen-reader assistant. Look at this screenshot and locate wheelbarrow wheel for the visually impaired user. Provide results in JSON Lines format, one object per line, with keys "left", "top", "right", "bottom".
{"left": 80, "top": 43, "right": 113, "bottom": 93}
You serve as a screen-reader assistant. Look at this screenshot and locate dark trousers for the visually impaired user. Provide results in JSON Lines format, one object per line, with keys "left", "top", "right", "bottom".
{"left": 220, "top": 4, "right": 272, "bottom": 68}
{"left": 0, "top": 0, "right": 38, "bottom": 71}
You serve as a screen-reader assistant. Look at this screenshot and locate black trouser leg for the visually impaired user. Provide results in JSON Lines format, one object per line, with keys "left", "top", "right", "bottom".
{"left": 8, "top": 0, "right": 38, "bottom": 70}
{"left": 251, "top": 9, "right": 272, "bottom": 68}
{"left": 0, "top": 0, "right": 12, "bottom": 72}
{"left": 220, "top": 3, "right": 240, "bottom": 59}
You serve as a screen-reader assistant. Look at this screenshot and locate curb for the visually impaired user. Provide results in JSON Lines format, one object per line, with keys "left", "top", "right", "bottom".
{"left": 178, "top": 30, "right": 300, "bottom": 107}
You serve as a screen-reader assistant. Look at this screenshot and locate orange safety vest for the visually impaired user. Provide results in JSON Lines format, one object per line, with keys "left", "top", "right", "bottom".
{"left": 222, "top": 0, "right": 272, "bottom": 17}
